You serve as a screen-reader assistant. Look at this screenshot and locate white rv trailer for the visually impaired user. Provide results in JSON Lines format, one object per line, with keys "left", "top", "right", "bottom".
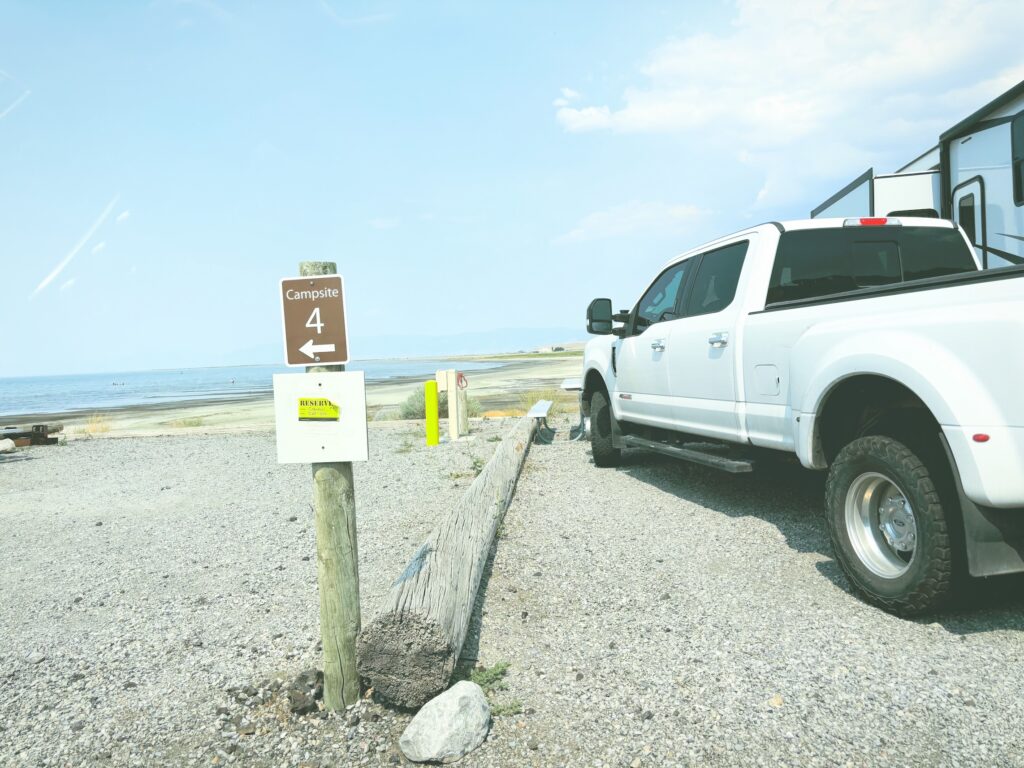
{"left": 811, "top": 79, "right": 1024, "bottom": 269}
{"left": 810, "top": 166, "right": 941, "bottom": 220}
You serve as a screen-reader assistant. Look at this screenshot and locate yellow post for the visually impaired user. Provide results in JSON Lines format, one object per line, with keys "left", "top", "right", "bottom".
{"left": 425, "top": 380, "right": 439, "bottom": 446}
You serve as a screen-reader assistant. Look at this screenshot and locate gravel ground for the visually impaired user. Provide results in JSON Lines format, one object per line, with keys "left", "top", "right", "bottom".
{"left": 4, "top": 421, "right": 1024, "bottom": 767}
{"left": 0, "top": 420, "right": 509, "bottom": 767}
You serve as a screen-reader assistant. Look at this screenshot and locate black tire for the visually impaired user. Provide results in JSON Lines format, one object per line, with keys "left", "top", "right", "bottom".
{"left": 589, "top": 389, "right": 621, "bottom": 468}
{"left": 825, "top": 435, "right": 953, "bottom": 616}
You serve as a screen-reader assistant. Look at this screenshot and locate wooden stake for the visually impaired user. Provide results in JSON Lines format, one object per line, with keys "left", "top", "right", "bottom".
{"left": 456, "top": 384, "right": 469, "bottom": 436}
{"left": 300, "top": 260, "right": 361, "bottom": 710}
{"left": 445, "top": 369, "right": 460, "bottom": 440}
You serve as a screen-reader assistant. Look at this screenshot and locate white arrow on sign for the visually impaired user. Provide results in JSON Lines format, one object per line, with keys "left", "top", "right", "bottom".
{"left": 299, "top": 339, "right": 337, "bottom": 359}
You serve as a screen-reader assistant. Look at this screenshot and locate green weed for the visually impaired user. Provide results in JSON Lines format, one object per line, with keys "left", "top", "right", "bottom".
{"left": 490, "top": 700, "right": 523, "bottom": 717}
{"left": 470, "top": 661, "right": 510, "bottom": 694}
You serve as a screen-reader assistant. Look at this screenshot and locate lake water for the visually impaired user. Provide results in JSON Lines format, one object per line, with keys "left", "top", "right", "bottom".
{"left": 0, "top": 360, "right": 498, "bottom": 418}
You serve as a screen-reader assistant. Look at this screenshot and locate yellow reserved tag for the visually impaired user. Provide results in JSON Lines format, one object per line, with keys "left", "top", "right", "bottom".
{"left": 298, "top": 397, "right": 341, "bottom": 421}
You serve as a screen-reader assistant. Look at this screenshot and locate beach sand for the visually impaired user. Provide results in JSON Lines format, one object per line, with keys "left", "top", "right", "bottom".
{"left": 9, "top": 352, "right": 584, "bottom": 438}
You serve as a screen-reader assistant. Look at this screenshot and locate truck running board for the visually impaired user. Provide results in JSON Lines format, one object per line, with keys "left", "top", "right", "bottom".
{"left": 620, "top": 434, "right": 755, "bottom": 473}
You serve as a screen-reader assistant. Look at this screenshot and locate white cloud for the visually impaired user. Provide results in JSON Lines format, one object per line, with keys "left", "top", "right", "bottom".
{"left": 555, "top": 0, "right": 1024, "bottom": 207}
{"left": 90, "top": 241, "right": 106, "bottom": 256}
{"left": 369, "top": 217, "right": 400, "bottom": 230}
{"left": 557, "top": 201, "right": 705, "bottom": 243}
{"left": 31, "top": 195, "right": 119, "bottom": 299}
{"left": 553, "top": 87, "right": 583, "bottom": 107}
{"left": 59, "top": 278, "right": 76, "bottom": 293}
{"left": 116, "top": 210, "right": 130, "bottom": 223}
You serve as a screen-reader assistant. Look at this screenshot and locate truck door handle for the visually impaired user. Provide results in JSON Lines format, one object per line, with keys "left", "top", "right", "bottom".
{"left": 708, "top": 332, "right": 729, "bottom": 348}
{"left": 650, "top": 340, "right": 666, "bottom": 352}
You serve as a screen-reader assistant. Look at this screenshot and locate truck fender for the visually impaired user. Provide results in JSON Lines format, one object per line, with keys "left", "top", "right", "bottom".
{"left": 791, "top": 329, "right": 997, "bottom": 468}
{"left": 580, "top": 338, "right": 617, "bottom": 417}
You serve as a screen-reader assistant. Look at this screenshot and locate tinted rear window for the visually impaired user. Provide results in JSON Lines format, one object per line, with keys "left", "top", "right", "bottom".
{"left": 768, "top": 226, "right": 977, "bottom": 305}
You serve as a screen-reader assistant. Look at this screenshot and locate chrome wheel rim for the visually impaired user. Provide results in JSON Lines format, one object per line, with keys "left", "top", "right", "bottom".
{"left": 844, "top": 472, "right": 916, "bottom": 578}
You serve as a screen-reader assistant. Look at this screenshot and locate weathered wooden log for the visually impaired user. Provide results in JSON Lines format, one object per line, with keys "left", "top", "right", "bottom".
{"left": 358, "top": 414, "right": 538, "bottom": 707}
{"left": 1, "top": 423, "right": 64, "bottom": 444}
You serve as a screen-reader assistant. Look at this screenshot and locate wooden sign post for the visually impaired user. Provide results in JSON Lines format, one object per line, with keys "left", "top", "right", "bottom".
{"left": 298, "top": 260, "right": 360, "bottom": 710}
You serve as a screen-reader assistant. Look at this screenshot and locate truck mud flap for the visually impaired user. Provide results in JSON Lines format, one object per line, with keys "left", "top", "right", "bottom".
{"left": 940, "top": 435, "right": 1024, "bottom": 578}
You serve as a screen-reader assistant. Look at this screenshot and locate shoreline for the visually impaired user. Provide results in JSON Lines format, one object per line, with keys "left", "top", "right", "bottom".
{"left": 4, "top": 353, "right": 583, "bottom": 437}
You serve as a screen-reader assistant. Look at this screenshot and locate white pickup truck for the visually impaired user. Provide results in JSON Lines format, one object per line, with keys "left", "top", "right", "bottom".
{"left": 581, "top": 216, "right": 1024, "bottom": 615}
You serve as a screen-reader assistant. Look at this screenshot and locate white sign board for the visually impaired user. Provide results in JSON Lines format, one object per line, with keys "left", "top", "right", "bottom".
{"left": 273, "top": 372, "right": 368, "bottom": 464}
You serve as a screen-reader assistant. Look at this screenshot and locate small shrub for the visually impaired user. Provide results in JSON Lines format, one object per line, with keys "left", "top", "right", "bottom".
{"left": 395, "top": 438, "right": 414, "bottom": 454}
{"left": 399, "top": 388, "right": 446, "bottom": 419}
{"left": 399, "top": 388, "right": 482, "bottom": 420}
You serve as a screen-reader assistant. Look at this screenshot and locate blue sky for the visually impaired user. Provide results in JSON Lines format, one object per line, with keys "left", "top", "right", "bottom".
{"left": 2, "top": 0, "right": 1023, "bottom": 376}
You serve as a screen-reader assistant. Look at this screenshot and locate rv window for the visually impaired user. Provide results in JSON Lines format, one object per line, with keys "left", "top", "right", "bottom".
{"left": 887, "top": 208, "right": 939, "bottom": 218}
{"left": 958, "top": 194, "right": 977, "bottom": 244}
{"left": 1013, "top": 112, "right": 1024, "bottom": 206}
{"left": 768, "top": 227, "right": 977, "bottom": 305}
{"left": 1015, "top": 160, "right": 1024, "bottom": 207}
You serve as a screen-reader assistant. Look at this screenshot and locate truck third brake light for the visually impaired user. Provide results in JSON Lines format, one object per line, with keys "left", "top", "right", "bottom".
{"left": 843, "top": 217, "right": 902, "bottom": 227}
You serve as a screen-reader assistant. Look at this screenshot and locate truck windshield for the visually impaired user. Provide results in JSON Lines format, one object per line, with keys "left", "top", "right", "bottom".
{"left": 768, "top": 227, "right": 977, "bottom": 305}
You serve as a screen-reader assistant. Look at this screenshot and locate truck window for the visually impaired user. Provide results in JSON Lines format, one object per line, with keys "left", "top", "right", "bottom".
{"left": 634, "top": 259, "right": 691, "bottom": 331}
{"left": 767, "top": 227, "right": 977, "bottom": 305}
{"left": 849, "top": 241, "right": 900, "bottom": 286}
{"left": 685, "top": 241, "right": 748, "bottom": 316}
{"left": 900, "top": 228, "right": 978, "bottom": 280}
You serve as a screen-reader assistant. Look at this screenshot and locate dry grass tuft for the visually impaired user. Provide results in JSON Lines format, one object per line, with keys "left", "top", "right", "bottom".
{"left": 169, "top": 417, "right": 205, "bottom": 428}
{"left": 515, "top": 388, "right": 578, "bottom": 417}
{"left": 82, "top": 413, "right": 111, "bottom": 435}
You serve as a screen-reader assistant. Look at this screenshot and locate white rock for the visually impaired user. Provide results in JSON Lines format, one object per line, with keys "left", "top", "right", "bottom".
{"left": 0, "top": 438, "right": 15, "bottom": 454}
{"left": 399, "top": 681, "right": 490, "bottom": 764}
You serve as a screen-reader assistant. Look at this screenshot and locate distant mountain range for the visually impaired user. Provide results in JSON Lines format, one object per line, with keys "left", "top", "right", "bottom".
{"left": 231, "top": 327, "right": 590, "bottom": 364}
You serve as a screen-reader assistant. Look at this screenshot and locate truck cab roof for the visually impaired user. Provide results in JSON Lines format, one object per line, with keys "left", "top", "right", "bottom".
{"left": 778, "top": 216, "right": 957, "bottom": 231}
{"left": 659, "top": 216, "right": 963, "bottom": 273}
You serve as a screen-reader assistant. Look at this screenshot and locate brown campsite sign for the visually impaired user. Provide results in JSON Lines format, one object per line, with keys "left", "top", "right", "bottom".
{"left": 280, "top": 275, "right": 349, "bottom": 366}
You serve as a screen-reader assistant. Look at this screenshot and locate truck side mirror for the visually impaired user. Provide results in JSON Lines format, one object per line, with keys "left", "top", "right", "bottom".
{"left": 586, "top": 298, "right": 614, "bottom": 335}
